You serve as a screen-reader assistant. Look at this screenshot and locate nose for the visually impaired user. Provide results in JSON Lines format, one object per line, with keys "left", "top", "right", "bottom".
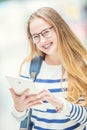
{"left": 39, "top": 34, "right": 47, "bottom": 45}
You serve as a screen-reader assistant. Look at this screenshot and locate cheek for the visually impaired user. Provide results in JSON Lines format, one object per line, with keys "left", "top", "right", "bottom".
{"left": 53, "top": 36, "right": 58, "bottom": 46}
{"left": 35, "top": 45, "right": 42, "bottom": 52}
{"left": 52, "top": 32, "right": 58, "bottom": 42}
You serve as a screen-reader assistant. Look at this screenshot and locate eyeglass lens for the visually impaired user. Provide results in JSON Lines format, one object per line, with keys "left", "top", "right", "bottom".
{"left": 31, "top": 26, "right": 53, "bottom": 44}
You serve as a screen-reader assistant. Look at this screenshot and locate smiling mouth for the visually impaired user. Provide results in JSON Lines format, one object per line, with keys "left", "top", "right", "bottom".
{"left": 43, "top": 42, "right": 52, "bottom": 49}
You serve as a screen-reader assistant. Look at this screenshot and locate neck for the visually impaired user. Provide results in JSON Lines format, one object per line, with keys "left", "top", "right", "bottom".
{"left": 45, "top": 55, "right": 61, "bottom": 65}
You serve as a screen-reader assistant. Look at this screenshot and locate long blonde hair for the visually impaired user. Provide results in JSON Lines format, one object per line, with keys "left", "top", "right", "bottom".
{"left": 20, "top": 7, "right": 87, "bottom": 106}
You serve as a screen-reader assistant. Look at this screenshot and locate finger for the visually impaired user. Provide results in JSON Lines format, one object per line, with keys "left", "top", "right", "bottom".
{"left": 23, "top": 93, "right": 40, "bottom": 104}
{"left": 9, "top": 88, "right": 17, "bottom": 99}
{"left": 20, "top": 88, "right": 30, "bottom": 99}
{"left": 39, "top": 90, "right": 49, "bottom": 97}
{"left": 28, "top": 101, "right": 42, "bottom": 108}
{"left": 39, "top": 89, "right": 49, "bottom": 94}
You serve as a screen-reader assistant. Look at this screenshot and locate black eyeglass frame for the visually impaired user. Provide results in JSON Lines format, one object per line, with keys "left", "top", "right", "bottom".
{"left": 30, "top": 26, "right": 53, "bottom": 44}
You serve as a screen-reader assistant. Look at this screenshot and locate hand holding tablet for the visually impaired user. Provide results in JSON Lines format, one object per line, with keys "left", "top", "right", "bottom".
{"left": 6, "top": 75, "right": 46, "bottom": 110}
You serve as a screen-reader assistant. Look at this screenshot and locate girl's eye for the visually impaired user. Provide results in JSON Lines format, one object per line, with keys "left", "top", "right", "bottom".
{"left": 44, "top": 30, "right": 49, "bottom": 35}
{"left": 43, "top": 29, "right": 50, "bottom": 36}
{"left": 32, "top": 35, "right": 39, "bottom": 40}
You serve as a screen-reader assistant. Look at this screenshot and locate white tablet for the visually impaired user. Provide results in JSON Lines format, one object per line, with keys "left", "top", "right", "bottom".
{"left": 6, "top": 75, "right": 47, "bottom": 110}
{"left": 6, "top": 75, "right": 38, "bottom": 95}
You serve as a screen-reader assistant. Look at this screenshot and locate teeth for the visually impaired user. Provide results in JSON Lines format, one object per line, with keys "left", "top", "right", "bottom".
{"left": 43, "top": 43, "right": 51, "bottom": 49}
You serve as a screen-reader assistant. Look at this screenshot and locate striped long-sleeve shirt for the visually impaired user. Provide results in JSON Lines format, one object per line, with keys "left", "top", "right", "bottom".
{"left": 12, "top": 61, "right": 87, "bottom": 130}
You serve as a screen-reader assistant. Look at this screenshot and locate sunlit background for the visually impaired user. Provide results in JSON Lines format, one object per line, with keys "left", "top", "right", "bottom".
{"left": 0, "top": 0, "right": 87, "bottom": 130}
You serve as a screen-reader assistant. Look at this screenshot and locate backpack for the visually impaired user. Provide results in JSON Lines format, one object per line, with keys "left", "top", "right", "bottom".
{"left": 20, "top": 55, "right": 43, "bottom": 130}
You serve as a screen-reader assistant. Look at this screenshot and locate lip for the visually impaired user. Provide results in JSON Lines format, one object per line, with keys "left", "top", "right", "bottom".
{"left": 42, "top": 42, "right": 52, "bottom": 49}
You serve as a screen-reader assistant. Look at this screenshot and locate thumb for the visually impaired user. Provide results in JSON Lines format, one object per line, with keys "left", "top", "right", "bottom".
{"left": 9, "top": 88, "right": 17, "bottom": 99}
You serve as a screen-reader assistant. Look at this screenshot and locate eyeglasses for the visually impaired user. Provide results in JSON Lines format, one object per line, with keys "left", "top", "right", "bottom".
{"left": 31, "top": 26, "right": 53, "bottom": 44}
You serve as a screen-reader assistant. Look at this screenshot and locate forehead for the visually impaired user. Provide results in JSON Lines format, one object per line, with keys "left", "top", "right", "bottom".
{"left": 30, "top": 17, "right": 51, "bottom": 34}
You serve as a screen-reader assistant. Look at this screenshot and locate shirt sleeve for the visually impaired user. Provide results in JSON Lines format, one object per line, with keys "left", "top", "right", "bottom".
{"left": 60, "top": 98, "right": 87, "bottom": 126}
{"left": 11, "top": 107, "right": 29, "bottom": 121}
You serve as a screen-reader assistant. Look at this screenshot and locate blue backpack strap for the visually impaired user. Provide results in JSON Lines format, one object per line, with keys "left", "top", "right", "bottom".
{"left": 29, "top": 55, "right": 43, "bottom": 81}
{"left": 20, "top": 55, "right": 43, "bottom": 130}
{"left": 20, "top": 109, "right": 32, "bottom": 130}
